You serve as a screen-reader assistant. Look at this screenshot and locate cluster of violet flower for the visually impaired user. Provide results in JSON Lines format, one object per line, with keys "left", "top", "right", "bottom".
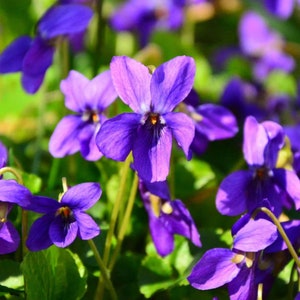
{"left": 1, "top": 0, "right": 300, "bottom": 299}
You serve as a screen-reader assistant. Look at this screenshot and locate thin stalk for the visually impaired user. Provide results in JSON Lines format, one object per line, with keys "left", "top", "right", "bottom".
{"left": 108, "top": 172, "right": 138, "bottom": 270}
{"left": 255, "top": 207, "right": 300, "bottom": 269}
{"left": 88, "top": 239, "right": 118, "bottom": 300}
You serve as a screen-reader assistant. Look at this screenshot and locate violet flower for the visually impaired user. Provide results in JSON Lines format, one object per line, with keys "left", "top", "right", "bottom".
{"left": 0, "top": 142, "right": 32, "bottom": 254}
{"left": 139, "top": 180, "right": 201, "bottom": 257}
{"left": 239, "top": 11, "right": 294, "bottom": 80}
{"left": 0, "top": 4, "right": 93, "bottom": 94}
{"left": 49, "top": 70, "right": 117, "bottom": 161}
{"left": 26, "top": 182, "right": 101, "bottom": 251}
{"left": 184, "top": 89, "right": 238, "bottom": 155}
{"left": 263, "top": 0, "right": 300, "bottom": 19}
{"left": 110, "top": 0, "right": 201, "bottom": 48}
{"left": 188, "top": 218, "right": 278, "bottom": 300}
{"left": 216, "top": 116, "right": 300, "bottom": 216}
{"left": 96, "top": 56, "right": 195, "bottom": 182}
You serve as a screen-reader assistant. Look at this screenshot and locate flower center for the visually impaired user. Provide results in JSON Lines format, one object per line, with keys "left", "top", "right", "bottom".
{"left": 254, "top": 167, "right": 272, "bottom": 180}
{"left": 149, "top": 113, "right": 159, "bottom": 125}
{"left": 232, "top": 252, "right": 255, "bottom": 268}
{"left": 56, "top": 206, "right": 73, "bottom": 220}
{"left": 82, "top": 111, "right": 100, "bottom": 124}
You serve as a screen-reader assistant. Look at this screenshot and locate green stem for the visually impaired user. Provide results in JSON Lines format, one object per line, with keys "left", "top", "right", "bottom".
{"left": 108, "top": 172, "right": 138, "bottom": 270}
{"left": 88, "top": 240, "right": 118, "bottom": 300}
{"left": 255, "top": 207, "right": 300, "bottom": 269}
{"left": 0, "top": 166, "right": 23, "bottom": 184}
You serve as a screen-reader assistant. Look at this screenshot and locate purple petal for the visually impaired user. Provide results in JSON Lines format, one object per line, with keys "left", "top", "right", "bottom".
{"left": 110, "top": 56, "right": 151, "bottom": 113}
{"left": 243, "top": 116, "right": 268, "bottom": 166}
{"left": 0, "top": 222, "right": 20, "bottom": 254}
{"left": 74, "top": 211, "right": 100, "bottom": 240}
{"left": 26, "top": 214, "right": 54, "bottom": 251}
{"left": 38, "top": 4, "right": 93, "bottom": 39}
{"left": 194, "top": 104, "right": 238, "bottom": 140}
{"left": 264, "top": 0, "right": 294, "bottom": 19}
{"left": 61, "top": 182, "right": 101, "bottom": 211}
{"left": 21, "top": 72, "right": 45, "bottom": 94}
{"left": 0, "top": 180, "right": 31, "bottom": 208}
{"left": 273, "top": 169, "right": 300, "bottom": 210}
{"left": 148, "top": 213, "right": 174, "bottom": 257}
{"left": 139, "top": 180, "right": 171, "bottom": 200}
{"left": 60, "top": 70, "right": 91, "bottom": 112}
{"left": 188, "top": 248, "right": 240, "bottom": 290}
{"left": 0, "top": 36, "right": 32, "bottom": 73}
{"left": 216, "top": 170, "right": 252, "bottom": 216}
{"left": 162, "top": 200, "right": 201, "bottom": 247}
{"left": 49, "top": 217, "right": 78, "bottom": 248}
{"left": 133, "top": 124, "right": 172, "bottom": 182}
{"left": 233, "top": 219, "right": 277, "bottom": 252}
{"left": 96, "top": 113, "right": 140, "bottom": 161}
{"left": 190, "top": 130, "right": 209, "bottom": 156}
{"left": 150, "top": 56, "right": 195, "bottom": 113}
{"left": 0, "top": 142, "right": 8, "bottom": 169}
{"left": 26, "top": 195, "right": 59, "bottom": 214}
{"left": 49, "top": 115, "right": 83, "bottom": 158}
{"left": 164, "top": 112, "right": 195, "bottom": 159}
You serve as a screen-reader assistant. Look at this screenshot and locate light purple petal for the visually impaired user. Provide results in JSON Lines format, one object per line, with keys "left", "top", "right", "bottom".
{"left": 188, "top": 248, "right": 240, "bottom": 290}
{"left": 96, "top": 113, "right": 140, "bottom": 161}
{"left": 195, "top": 104, "right": 238, "bottom": 140}
{"left": 26, "top": 195, "right": 59, "bottom": 214}
{"left": 0, "top": 36, "right": 32, "bottom": 73}
{"left": 110, "top": 56, "right": 151, "bottom": 113}
{"left": 38, "top": 4, "right": 93, "bottom": 39}
{"left": 0, "top": 180, "right": 31, "bottom": 207}
{"left": 49, "top": 115, "right": 83, "bottom": 158}
{"left": 61, "top": 182, "right": 101, "bottom": 210}
{"left": 133, "top": 125, "right": 172, "bottom": 182}
{"left": 243, "top": 116, "right": 268, "bottom": 166}
{"left": 164, "top": 112, "right": 195, "bottom": 159}
{"left": 233, "top": 218, "right": 277, "bottom": 252}
{"left": 264, "top": 0, "right": 294, "bottom": 19}
{"left": 49, "top": 217, "right": 78, "bottom": 248}
{"left": 26, "top": 214, "right": 54, "bottom": 251}
{"left": 273, "top": 169, "right": 300, "bottom": 210}
{"left": 216, "top": 170, "right": 252, "bottom": 216}
{"left": 74, "top": 211, "right": 100, "bottom": 240}
{"left": 150, "top": 56, "right": 195, "bottom": 113}
{"left": 0, "top": 222, "right": 20, "bottom": 254}
{"left": 60, "top": 70, "right": 90, "bottom": 112}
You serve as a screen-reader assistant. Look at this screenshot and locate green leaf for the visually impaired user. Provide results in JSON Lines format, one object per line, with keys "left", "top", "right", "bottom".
{"left": 21, "top": 246, "right": 87, "bottom": 300}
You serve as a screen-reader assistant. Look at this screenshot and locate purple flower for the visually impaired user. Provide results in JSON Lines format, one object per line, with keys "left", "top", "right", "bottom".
{"left": 96, "top": 56, "right": 195, "bottom": 182}
{"left": 110, "top": 0, "right": 197, "bottom": 47}
{"left": 239, "top": 11, "right": 294, "bottom": 80}
{"left": 139, "top": 180, "right": 201, "bottom": 257}
{"left": 26, "top": 182, "right": 101, "bottom": 251}
{"left": 0, "top": 4, "right": 93, "bottom": 94}
{"left": 188, "top": 218, "right": 278, "bottom": 300}
{"left": 263, "top": 0, "right": 300, "bottom": 19}
{"left": 216, "top": 116, "right": 300, "bottom": 216}
{"left": 184, "top": 89, "right": 238, "bottom": 155}
{"left": 49, "top": 70, "right": 117, "bottom": 161}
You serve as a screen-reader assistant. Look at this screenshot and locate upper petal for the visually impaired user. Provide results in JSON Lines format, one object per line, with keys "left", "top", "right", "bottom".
{"left": 216, "top": 170, "right": 252, "bottom": 216}
{"left": 21, "top": 72, "right": 45, "bottom": 94}
{"left": 264, "top": 0, "right": 294, "bottom": 19}
{"left": 164, "top": 112, "right": 195, "bottom": 158}
{"left": 38, "top": 4, "right": 93, "bottom": 39}
{"left": 188, "top": 248, "right": 240, "bottom": 290}
{"left": 96, "top": 113, "right": 140, "bottom": 161}
{"left": 0, "top": 221, "right": 20, "bottom": 254}
{"left": 49, "top": 115, "right": 83, "bottom": 158}
{"left": 150, "top": 56, "right": 195, "bottom": 113}
{"left": 110, "top": 56, "right": 151, "bottom": 113}
{"left": 133, "top": 125, "right": 172, "bottom": 182}
{"left": 0, "top": 36, "right": 32, "bottom": 73}
{"left": 61, "top": 182, "right": 102, "bottom": 211}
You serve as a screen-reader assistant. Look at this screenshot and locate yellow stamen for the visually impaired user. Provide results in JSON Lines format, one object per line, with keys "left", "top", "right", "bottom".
{"left": 161, "top": 202, "right": 173, "bottom": 214}
{"left": 149, "top": 194, "right": 161, "bottom": 217}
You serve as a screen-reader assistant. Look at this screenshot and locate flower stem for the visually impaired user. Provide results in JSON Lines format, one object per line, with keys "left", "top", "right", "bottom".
{"left": 108, "top": 172, "right": 138, "bottom": 270}
{"left": 256, "top": 207, "right": 300, "bottom": 269}
{"left": 88, "top": 239, "right": 118, "bottom": 300}
{"left": 0, "top": 166, "right": 23, "bottom": 184}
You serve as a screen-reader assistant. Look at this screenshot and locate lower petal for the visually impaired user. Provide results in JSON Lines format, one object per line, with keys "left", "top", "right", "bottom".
{"left": 74, "top": 211, "right": 100, "bottom": 240}
{"left": 0, "top": 222, "right": 20, "bottom": 254}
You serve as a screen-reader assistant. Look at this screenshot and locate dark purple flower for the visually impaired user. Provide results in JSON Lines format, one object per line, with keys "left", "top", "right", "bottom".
{"left": 139, "top": 180, "right": 201, "bottom": 257}
{"left": 110, "top": 0, "right": 199, "bottom": 47}
{"left": 0, "top": 4, "right": 93, "bottom": 94}
{"left": 184, "top": 89, "right": 238, "bottom": 155}
{"left": 263, "top": 0, "right": 299, "bottom": 19}
{"left": 26, "top": 182, "right": 101, "bottom": 251}
{"left": 49, "top": 70, "right": 117, "bottom": 161}
{"left": 216, "top": 116, "right": 300, "bottom": 216}
{"left": 96, "top": 56, "right": 195, "bottom": 182}
{"left": 188, "top": 218, "right": 277, "bottom": 300}
{"left": 239, "top": 11, "right": 294, "bottom": 80}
